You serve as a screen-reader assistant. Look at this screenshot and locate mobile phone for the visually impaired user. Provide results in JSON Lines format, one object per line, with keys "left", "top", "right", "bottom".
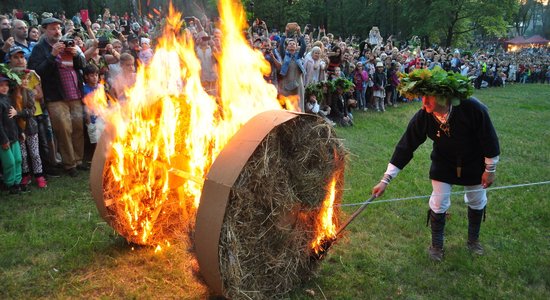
{"left": 80, "top": 9, "right": 89, "bottom": 24}
{"left": 1, "top": 28, "right": 10, "bottom": 41}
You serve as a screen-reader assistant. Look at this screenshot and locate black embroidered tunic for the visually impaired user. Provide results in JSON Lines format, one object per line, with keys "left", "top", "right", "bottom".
{"left": 390, "top": 97, "right": 500, "bottom": 185}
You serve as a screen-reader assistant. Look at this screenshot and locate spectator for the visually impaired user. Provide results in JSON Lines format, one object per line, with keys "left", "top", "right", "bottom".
{"left": 10, "top": 19, "right": 34, "bottom": 60}
{"left": 351, "top": 62, "right": 368, "bottom": 111}
{"left": 1, "top": 15, "right": 14, "bottom": 61}
{"left": 84, "top": 38, "right": 120, "bottom": 82}
{"left": 8, "top": 44, "right": 60, "bottom": 178}
{"left": 326, "top": 45, "right": 343, "bottom": 75}
{"left": 82, "top": 64, "right": 104, "bottom": 156}
{"left": 27, "top": 26, "right": 40, "bottom": 43}
{"left": 386, "top": 62, "right": 399, "bottom": 107}
{"left": 0, "top": 74, "right": 25, "bottom": 194}
{"left": 304, "top": 46, "right": 325, "bottom": 86}
{"left": 278, "top": 23, "right": 306, "bottom": 111}
{"left": 260, "top": 38, "right": 281, "bottom": 86}
{"left": 110, "top": 53, "right": 136, "bottom": 102}
{"left": 372, "top": 61, "right": 387, "bottom": 112}
{"left": 195, "top": 31, "right": 218, "bottom": 95}
{"left": 328, "top": 78, "right": 353, "bottom": 127}
{"left": 125, "top": 34, "right": 141, "bottom": 69}
{"left": 10, "top": 68, "right": 47, "bottom": 189}
{"left": 28, "top": 17, "right": 88, "bottom": 177}
{"left": 138, "top": 37, "right": 153, "bottom": 65}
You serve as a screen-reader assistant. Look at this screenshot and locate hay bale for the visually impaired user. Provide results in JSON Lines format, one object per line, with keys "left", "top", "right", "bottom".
{"left": 218, "top": 115, "right": 347, "bottom": 299}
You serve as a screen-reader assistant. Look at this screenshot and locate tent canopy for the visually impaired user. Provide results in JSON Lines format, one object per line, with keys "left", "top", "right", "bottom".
{"left": 505, "top": 36, "right": 528, "bottom": 44}
{"left": 524, "top": 35, "right": 549, "bottom": 44}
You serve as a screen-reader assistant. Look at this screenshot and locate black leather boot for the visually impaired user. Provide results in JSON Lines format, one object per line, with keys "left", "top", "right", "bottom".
{"left": 427, "top": 209, "right": 446, "bottom": 261}
{"left": 467, "top": 206, "right": 485, "bottom": 255}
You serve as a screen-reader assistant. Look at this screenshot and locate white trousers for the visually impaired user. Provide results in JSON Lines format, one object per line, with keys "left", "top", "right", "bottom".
{"left": 429, "top": 180, "right": 487, "bottom": 213}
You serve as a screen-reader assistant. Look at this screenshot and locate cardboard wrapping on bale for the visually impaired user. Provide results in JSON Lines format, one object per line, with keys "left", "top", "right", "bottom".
{"left": 90, "top": 127, "right": 116, "bottom": 226}
{"left": 195, "top": 110, "right": 299, "bottom": 295}
{"left": 195, "top": 110, "right": 346, "bottom": 299}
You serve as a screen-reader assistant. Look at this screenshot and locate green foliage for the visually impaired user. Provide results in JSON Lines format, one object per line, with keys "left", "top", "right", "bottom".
{"left": 331, "top": 77, "right": 354, "bottom": 93}
{"left": 398, "top": 67, "right": 473, "bottom": 104}
{"left": 2, "top": 0, "right": 533, "bottom": 47}
{"left": 305, "top": 81, "right": 332, "bottom": 105}
{"left": 0, "top": 63, "right": 21, "bottom": 86}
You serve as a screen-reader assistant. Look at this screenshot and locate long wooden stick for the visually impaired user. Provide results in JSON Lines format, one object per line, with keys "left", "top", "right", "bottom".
{"left": 335, "top": 195, "right": 376, "bottom": 237}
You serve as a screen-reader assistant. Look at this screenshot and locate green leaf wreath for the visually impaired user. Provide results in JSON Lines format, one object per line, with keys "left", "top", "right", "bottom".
{"left": 0, "top": 63, "right": 22, "bottom": 86}
{"left": 397, "top": 66, "right": 473, "bottom": 106}
{"left": 331, "top": 77, "right": 354, "bottom": 93}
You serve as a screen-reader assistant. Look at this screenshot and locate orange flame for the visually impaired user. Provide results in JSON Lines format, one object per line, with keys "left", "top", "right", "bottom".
{"left": 311, "top": 175, "right": 338, "bottom": 254}
{"left": 84, "top": 1, "right": 305, "bottom": 246}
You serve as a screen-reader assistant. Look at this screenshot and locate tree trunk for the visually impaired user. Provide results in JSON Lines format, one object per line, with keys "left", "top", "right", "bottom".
{"left": 88, "top": 0, "right": 94, "bottom": 20}
{"left": 445, "top": 25, "right": 454, "bottom": 47}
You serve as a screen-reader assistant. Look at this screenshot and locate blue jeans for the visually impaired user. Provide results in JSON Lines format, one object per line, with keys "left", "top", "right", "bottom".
{"left": 354, "top": 88, "right": 366, "bottom": 109}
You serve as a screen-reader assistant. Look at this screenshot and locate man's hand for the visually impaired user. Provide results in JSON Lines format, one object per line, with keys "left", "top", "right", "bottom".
{"left": 1, "top": 37, "right": 14, "bottom": 52}
{"left": 66, "top": 45, "right": 78, "bottom": 57}
{"left": 52, "top": 42, "right": 65, "bottom": 56}
{"left": 372, "top": 182, "right": 388, "bottom": 198}
{"left": 481, "top": 171, "right": 495, "bottom": 189}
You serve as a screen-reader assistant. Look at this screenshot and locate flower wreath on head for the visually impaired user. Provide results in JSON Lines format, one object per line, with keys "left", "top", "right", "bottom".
{"left": 397, "top": 66, "right": 473, "bottom": 106}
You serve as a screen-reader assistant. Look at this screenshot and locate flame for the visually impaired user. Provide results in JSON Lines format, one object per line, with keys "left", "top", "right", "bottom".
{"left": 311, "top": 175, "right": 339, "bottom": 254}
{"left": 84, "top": 1, "right": 299, "bottom": 246}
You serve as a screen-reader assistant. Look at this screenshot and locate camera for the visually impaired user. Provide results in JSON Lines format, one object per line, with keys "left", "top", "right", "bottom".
{"left": 112, "top": 29, "right": 122, "bottom": 39}
{"left": 62, "top": 39, "right": 75, "bottom": 47}
{"left": 97, "top": 37, "right": 109, "bottom": 49}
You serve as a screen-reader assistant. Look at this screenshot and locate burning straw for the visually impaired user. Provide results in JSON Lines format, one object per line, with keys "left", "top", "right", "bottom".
{"left": 218, "top": 114, "right": 347, "bottom": 299}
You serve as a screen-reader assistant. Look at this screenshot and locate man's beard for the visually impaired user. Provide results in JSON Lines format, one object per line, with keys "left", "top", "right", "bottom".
{"left": 48, "top": 35, "right": 61, "bottom": 44}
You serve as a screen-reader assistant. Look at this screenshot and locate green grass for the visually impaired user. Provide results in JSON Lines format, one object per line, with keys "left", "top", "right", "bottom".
{"left": 1, "top": 84, "right": 549, "bottom": 299}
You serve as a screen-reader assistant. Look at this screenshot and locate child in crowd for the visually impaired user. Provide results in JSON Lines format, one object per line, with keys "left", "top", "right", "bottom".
{"left": 139, "top": 38, "right": 154, "bottom": 65}
{"left": 13, "top": 70, "right": 47, "bottom": 188}
{"left": 372, "top": 61, "right": 387, "bottom": 112}
{"left": 0, "top": 74, "right": 26, "bottom": 194}
{"left": 110, "top": 53, "right": 136, "bottom": 102}
{"left": 305, "top": 93, "right": 334, "bottom": 126}
{"left": 328, "top": 67, "right": 343, "bottom": 81}
{"left": 82, "top": 64, "right": 104, "bottom": 156}
{"left": 8, "top": 45, "right": 61, "bottom": 178}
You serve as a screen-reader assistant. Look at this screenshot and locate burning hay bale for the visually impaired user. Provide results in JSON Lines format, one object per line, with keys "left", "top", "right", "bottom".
{"left": 89, "top": 97, "right": 204, "bottom": 247}
{"left": 195, "top": 110, "right": 347, "bottom": 299}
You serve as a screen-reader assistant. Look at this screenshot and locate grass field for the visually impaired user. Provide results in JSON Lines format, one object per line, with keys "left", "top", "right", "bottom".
{"left": 1, "top": 84, "right": 549, "bottom": 299}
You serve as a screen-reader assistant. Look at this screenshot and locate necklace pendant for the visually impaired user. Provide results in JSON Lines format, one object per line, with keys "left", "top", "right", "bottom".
{"left": 437, "top": 130, "right": 440, "bottom": 138}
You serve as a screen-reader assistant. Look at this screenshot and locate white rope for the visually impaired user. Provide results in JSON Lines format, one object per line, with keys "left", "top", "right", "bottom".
{"left": 338, "top": 180, "right": 550, "bottom": 207}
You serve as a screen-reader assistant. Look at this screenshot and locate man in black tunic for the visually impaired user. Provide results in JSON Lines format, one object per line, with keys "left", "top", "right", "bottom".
{"left": 372, "top": 67, "right": 500, "bottom": 261}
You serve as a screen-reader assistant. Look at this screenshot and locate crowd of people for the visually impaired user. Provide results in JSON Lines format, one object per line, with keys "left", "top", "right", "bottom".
{"left": 0, "top": 7, "right": 548, "bottom": 196}
{"left": 248, "top": 21, "right": 549, "bottom": 126}
{"left": 0, "top": 8, "right": 160, "bottom": 195}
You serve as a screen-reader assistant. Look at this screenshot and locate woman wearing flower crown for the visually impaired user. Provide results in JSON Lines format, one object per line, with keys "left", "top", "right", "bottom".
{"left": 371, "top": 67, "right": 500, "bottom": 262}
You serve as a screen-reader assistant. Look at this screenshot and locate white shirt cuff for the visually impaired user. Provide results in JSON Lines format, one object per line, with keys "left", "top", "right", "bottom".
{"left": 385, "top": 163, "right": 401, "bottom": 178}
{"left": 484, "top": 156, "right": 500, "bottom": 165}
